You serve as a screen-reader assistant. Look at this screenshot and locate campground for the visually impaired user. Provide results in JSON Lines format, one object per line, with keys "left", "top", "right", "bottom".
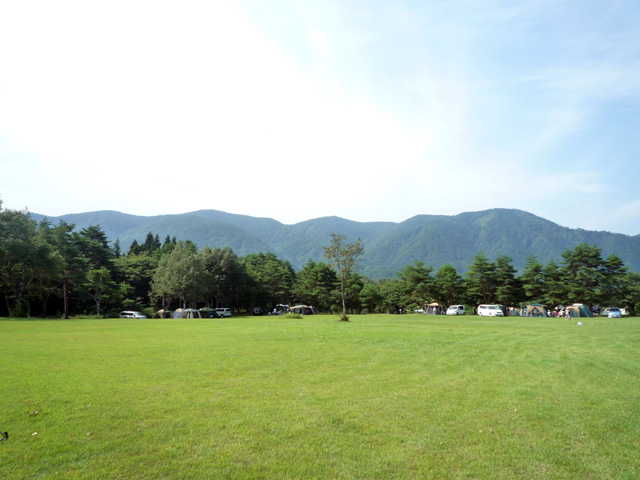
{"left": 1, "top": 314, "right": 638, "bottom": 479}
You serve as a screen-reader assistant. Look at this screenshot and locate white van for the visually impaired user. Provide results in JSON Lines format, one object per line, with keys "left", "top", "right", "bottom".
{"left": 215, "top": 308, "right": 232, "bottom": 317}
{"left": 446, "top": 305, "right": 466, "bottom": 315}
{"left": 477, "top": 305, "right": 504, "bottom": 317}
{"left": 119, "top": 310, "right": 147, "bottom": 319}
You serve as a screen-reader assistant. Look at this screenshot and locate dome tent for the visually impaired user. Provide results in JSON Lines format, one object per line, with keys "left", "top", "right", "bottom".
{"left": 199, "top": 308, "right": 220, "bottom": 318}
{"left": 152, "top": 309, "right": 172, "bottom": 319}
{"left": 566, "top": 304, "right": 594, "bottom": 317}
{"left": 424, "top": 302, "right": 444, "bottom": 315}
{"left": 171, "top": 308, "right": 202, "bottom": 319}
{"left": 290, "top": 305, "right": 318, "bottom": 315}
{"left": 526, "top": 303, "right": 548, "bottom": 317}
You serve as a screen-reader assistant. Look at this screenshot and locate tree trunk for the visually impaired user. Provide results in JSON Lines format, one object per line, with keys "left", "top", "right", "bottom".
{"left": 63, "top": 277, "right": 69, "bottom": 319}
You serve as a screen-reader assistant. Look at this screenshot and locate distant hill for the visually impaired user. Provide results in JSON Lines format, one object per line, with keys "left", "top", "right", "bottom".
{"left": 30, "top": 208, "right": 640, "bottom": 279}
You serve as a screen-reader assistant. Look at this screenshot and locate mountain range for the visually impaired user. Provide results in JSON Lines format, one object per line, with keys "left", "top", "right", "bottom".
{"left": 30, "top": 208, "right": 640, "bottom": 279}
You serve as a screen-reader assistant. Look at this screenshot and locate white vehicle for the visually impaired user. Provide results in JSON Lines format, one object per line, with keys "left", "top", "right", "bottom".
{"left": 446, "top": 305, "right": 466, "bottom": 315}
{"left": 477, "top": 305, "right": 504, "bottom": 317}
{"left": 119, "top": 310, "right": 147, "bottom": 319}
{"left": 607, "top": 307, "right": 622, "bottom": 318}
{"left": 215, "top": 307, "right": 232, "bottom": 317}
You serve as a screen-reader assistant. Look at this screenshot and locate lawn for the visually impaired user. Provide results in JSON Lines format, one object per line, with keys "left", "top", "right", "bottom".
{"left": 1, "top": 314, "right": 639, "bottom": 479}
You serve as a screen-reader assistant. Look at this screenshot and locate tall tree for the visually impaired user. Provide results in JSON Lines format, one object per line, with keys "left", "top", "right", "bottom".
{"left": 434, "top": 264, "right": 465, "bottom": 307}
{"left": 323, "top": 233, "right": 365, "bottom": 320}
{"left": 243, "top": 252, "right": 295, "bottom": 308}
{"left": 151, "top": 241, "right": 206, "bottom": 309}
{"left": 343, "top": 272, "right": 365, "bottom": 314}
{"left": 359, "top": 280, "right": 383, "bottom": 314}
{"left": 51, "top": 221, "right": 89, "bottom": 318}
{"left": 520, "top": 254, "right": 545, "bottom": 302}
{"left": 378, "top": 278, "right": 405, "bottom": 314}
{"left": 396, "top": 260, "right": 434, "bottom": 309}
{"left": 32, "top": 220, "right": 65, "bottom": 317}
{"left": 465, "top": 251, "right": 497, "bottom": 305}
{"left": 77, "top": 225, "right": 114, "bottom": 271}
{"left": 200, "top": 246, "right": 250, "bottom": 310}
{"left": 494, "top": 255, "right": 522, "bottom": 309}
{"left": 293, "top": 259, "right": 337, "bottom": 312}
{"left": 600, "top": 254, "right": 628, "bottom": 306}
{"left": 85, "top": 266, "right": 118, "bottom": 316}
{"left": 622, "top": 272, "right": 640, "bottom": 315}
{"left": 115, "top": 253, "right": 159, "bottom": 308}
{"left": 560, "top": 243, "right": 604, "bottom": 308}
{"left": 541, "top": 260, "right": 565, "bottom": 308}
{"left": 0, "top": 207, "right": 58, "bottom": 316}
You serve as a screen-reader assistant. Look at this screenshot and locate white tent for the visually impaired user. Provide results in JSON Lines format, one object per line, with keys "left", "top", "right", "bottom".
{"left": 180, "top": 309, "right": 201, "bottom": 318}
{"left": 424, "top": 302, "right": 444, "bottom": 315}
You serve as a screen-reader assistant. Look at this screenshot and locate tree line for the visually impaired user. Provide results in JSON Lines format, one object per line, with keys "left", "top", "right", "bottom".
{"left": 2, "top": 203, "right": 639, "bottom": 318}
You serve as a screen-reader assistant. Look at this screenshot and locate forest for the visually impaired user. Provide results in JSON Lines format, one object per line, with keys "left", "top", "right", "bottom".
{"left": 2, "top": 203, "right": 640, "bottom": 318}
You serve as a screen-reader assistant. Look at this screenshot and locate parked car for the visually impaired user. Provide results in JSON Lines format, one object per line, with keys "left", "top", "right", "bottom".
{"left": 446, "top": 305, "right": 466, "bottom": 315}
{"left": 253, "top": 307, "right": 266, "bottom": 316}
{"left": 119, "top": 310, "right": 146, "bottom": 319}
{"left": 607, "top": 307, "right": 622, "bottom": 318}
{"left": 477, "top": 305, "right": 504, "bottom": 317}
{"left": 215, "top": 307, "right": 232, "bottom": 317}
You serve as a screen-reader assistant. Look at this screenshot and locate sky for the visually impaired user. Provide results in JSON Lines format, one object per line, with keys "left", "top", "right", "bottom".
{"left": 1, "top": 0, "right": 639, "bottom": 235}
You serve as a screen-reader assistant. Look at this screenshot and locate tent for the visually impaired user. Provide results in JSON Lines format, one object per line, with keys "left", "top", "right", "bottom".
{"left": 290, "top": 305, "right": 318, "bottom": 315}
{"left": 180, "top": 309, "right": 201, "bottom": 318}
{"left": 424, "top": 302, "right": 444, "bottom": 315}
{"left": 152, "top": 309, "right": 172, "bottom": 319}
{"left": 566, "top": 304, "right": 594, "bottom": 317}
{"left": 525, "top": 303, "right": 548, "bottom": 317}
{"left": 199, "top": 308, "right": 220, "bottom": 318}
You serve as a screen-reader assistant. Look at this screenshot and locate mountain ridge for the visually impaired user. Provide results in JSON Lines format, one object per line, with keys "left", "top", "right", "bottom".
{"left": 29, "top": 208, "right": 640, "bottom": 279}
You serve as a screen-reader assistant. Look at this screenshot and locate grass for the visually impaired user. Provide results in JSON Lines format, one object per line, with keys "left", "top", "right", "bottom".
{"left": 1, "top": 314, "right": 639, "bottom": 479}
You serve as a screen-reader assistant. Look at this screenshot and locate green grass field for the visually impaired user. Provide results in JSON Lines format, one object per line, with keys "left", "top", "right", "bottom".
{"left": 1, "top": 314, "right": 638, "bottom": 479}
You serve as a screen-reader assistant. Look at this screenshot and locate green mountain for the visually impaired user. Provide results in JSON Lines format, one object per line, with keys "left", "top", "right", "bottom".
{"left": 30, "top": 208, "right": 640, "bottom": 279}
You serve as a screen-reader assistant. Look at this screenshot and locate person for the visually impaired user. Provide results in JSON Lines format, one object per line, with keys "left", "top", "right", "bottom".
{"left": 566, "top": 309, "right": 572, "bottom": 320}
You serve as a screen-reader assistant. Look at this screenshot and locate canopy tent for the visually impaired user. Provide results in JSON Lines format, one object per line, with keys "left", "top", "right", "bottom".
{"left": 566, "top": 304, "right": 594, "bottom": 317}
{"left": 526, "top": 303, "right": 549, "bottom": 317}
{"left": 152, "top": 309, "right": 172, "bottom": 319}
{"left": 424, "top": 302, "right": 444, "bottom": 315}
{"left": 199, "top": 308, "right": 220, "bottom": 318}
{"left": 274, "top": 304, "right": 290, "bottom": 315}
{"left": 171, "top": 308, "right": 202, "bottom": 319}
{"left": 290, "top": 305, "right": 318, "bottom": 315}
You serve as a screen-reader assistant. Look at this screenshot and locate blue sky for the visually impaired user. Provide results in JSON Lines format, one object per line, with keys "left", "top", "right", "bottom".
{"left": 1, "top": 0, "right": 639, "bottom": 234}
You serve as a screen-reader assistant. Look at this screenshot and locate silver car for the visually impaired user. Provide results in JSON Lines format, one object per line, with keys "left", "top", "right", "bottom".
{"left": 607, "top": 307, "right": 622, "bottom": 318}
